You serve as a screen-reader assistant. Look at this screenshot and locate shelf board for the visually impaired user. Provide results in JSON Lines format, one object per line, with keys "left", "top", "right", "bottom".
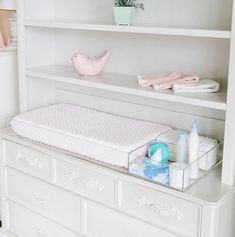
{"left": 0, "top": 47, "right": 17, "bottom": 56}
{"left": 26, "top": 65, "right": 227, "bottom": 111}
{"left": 24, "top": 20, "right": 231, "bottom": 39}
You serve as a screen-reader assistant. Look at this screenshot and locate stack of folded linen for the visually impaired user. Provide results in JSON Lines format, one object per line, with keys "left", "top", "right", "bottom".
{"left": 173, "top": 79, "right": 220, "bottom": 93}
{"left": 138, "top": 72, "right": 220, "bottom": 93}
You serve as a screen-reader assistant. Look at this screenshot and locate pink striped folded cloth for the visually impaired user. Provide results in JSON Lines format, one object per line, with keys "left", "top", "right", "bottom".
{"left": 138, "top": 72, "right": 200, "bottom": 90}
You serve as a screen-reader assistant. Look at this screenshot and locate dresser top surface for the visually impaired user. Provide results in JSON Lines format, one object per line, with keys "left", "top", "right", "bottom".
{"left": 1, "top": 128, "right": 234, "bottom": 206}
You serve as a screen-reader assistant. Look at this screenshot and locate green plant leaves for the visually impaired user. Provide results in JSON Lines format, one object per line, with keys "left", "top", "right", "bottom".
{"left": 114, "top": 0, "right": 144, "bottom": 10}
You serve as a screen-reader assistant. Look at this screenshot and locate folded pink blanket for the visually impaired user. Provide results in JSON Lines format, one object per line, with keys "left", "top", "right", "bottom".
{"left": 138, "top": 72, "right": 200, "bottom": 90}
{"left": 138, "top": 72, "right": 182, "bottom": 87}
{"left": 154, "top": 75, "right": 200, "bottom": 89}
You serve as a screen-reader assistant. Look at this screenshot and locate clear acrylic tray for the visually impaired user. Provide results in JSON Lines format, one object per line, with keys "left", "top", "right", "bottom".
{"left": 128, "top": 139, "right": 223, "bottom": 192}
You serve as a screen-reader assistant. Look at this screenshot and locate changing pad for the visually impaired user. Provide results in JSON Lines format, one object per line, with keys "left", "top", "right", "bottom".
{"left": 10, "top": 104, "right": 171, "bottom": 167}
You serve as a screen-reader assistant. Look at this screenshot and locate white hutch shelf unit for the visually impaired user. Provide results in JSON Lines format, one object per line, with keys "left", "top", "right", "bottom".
{"left": 18, "top": 0, "right": 235, "bottom": 185}
{"left": 1, "top": 0, "right": 235, "bottom": 237}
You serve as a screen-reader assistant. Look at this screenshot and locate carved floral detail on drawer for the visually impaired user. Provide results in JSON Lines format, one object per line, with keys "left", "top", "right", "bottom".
{"left": 123, "top": 231, "right": 133, "bottom": 237}
{"left": 35, "top": 227, "right": 49, "bottom": 237}
{"left": 65, "top": 171, "right": 105, "bottom": 192}
{"left": 34, "top": 193, "right": 50, "bottom": 207}
{"left": 135, "top": 196, "right": 184, "bottom": 221}
{"left": 16, "top": 152, "right": 43, "bottom": 169}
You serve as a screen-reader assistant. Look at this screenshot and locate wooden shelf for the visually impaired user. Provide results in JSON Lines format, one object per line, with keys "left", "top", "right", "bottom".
{"left": 24, "top": 20, "right": 231, "bottom": 39}
{"left": 26, "top": 65, "right": 227, "bottom": 110}
{"left": 0, "top": 47, "right": 17, "bottom": 56}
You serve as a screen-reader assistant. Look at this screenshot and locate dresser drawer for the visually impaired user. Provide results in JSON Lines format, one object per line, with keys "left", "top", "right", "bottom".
{"left": 4, "top": 141, "right": 51, "bottom": 181}
{"left": 55, "top": 159, "right": 116, "bottom": 206}
{"left": 119, "top": 182, "right": 201, "bottom": 237}
{"left": 86, "top": 201, "right": 178, "bottom": 237}
{"left": 7, "top": 201, "right": 81, "bottom": 237}
{"left": 7, "top": 168, "right": 81, "bottom": 233}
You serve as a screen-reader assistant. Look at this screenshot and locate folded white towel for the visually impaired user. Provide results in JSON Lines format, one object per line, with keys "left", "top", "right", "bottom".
{"left": 173, "top": 79, "right": 220, "bottom": 93}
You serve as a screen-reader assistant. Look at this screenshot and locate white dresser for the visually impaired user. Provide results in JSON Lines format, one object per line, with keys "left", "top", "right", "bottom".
{"left": 0, "top": 130, "right": 235, "bottom": 237}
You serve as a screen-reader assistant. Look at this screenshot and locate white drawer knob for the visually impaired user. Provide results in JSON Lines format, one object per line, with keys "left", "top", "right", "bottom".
{"left": 16, "top": 152, "right": 42, "bottom": 169}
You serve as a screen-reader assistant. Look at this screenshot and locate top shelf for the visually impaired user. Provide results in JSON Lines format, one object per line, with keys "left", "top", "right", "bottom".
{"left": 24, "top": 20, "right": 231, "bottom": 39}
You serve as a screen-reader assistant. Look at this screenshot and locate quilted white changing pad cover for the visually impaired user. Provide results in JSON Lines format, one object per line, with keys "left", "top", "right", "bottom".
{"left": 10, "top": 104, "right": 171, "bottom": 167}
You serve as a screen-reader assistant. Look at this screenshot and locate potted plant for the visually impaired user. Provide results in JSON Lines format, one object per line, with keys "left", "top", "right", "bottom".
{"left": 113, "top": 0, "right": 144, "bottom": 26}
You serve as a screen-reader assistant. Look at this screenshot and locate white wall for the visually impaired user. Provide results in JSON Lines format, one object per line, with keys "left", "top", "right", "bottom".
{"left": 0, "top": 49, "right": 19, "bottom": 127}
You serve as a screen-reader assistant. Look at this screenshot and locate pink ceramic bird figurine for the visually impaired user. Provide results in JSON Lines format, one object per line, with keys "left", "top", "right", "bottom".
{"left": 72, "top": 50, "right": 110, "bottom": 76}
{"left": 0, "top": 31, "right": 4, "bottom": 48}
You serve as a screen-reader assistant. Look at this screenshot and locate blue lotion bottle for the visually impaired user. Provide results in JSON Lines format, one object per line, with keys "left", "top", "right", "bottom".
{"left": 176, "top": 132, "right": 188, "bottom": 164}
{"left": 188, "top": 122, "right": 199, "bottom": 179}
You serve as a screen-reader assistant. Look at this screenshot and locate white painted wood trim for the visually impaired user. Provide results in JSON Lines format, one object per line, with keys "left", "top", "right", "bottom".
{"left": 222, "top": 1, "right": 235, "bottom": 185}
{"left": 17, "top": 1, "right": 27, "bottom": 112}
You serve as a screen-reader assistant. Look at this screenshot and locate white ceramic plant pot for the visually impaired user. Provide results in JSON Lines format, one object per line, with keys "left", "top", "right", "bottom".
{"left": 113, "top": 7, "right": 135, "bottom": 26}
